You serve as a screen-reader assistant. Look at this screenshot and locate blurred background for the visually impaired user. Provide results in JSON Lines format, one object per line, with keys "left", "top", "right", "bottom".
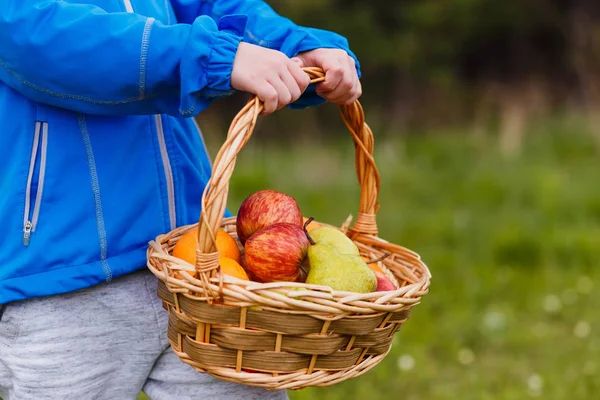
{"left": 194, "top": 1, "right": 599, "bottom": 399}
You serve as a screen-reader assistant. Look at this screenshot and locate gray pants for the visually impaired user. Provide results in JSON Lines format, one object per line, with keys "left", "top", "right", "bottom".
{"left": 0, "top": 269, "right": 288, "bottom": 400}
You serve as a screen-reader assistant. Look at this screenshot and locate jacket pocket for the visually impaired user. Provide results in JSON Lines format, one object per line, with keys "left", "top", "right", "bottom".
{"left": 22, "top": 120, "right": 48, "bottom": 247}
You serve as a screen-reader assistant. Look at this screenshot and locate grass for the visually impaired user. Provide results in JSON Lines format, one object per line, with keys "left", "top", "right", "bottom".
{"left": 220, "top": 115, "right": 599, "bottom": 400}
{"left": 9, "top": 114, "right": 600, "bottom": 400}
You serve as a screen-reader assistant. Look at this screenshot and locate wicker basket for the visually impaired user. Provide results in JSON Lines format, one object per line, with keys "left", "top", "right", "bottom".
{"left": 146, "top": 67, "right": 432, "bottom": 390}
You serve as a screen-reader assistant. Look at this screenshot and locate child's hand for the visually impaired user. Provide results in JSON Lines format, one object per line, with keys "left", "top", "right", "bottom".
{"left": 231, "top": 42, "right": 311, "bottom": 115}
{"left": 291, "top": 48, "right": 362, "bottom": 105}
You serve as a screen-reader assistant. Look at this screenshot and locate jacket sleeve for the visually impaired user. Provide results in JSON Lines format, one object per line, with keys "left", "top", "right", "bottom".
{"left": 0, "top": 1, "right": 248, "bottom": 117}
{"left": 172, "top": 0, "right": 361, "bottom": 108}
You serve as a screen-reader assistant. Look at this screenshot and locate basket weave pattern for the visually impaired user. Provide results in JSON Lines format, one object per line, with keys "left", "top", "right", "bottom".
{"left": 147, "top": 68, "right": 431, "bottom": 390}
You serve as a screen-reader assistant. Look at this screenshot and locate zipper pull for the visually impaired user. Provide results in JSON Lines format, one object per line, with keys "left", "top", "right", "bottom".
{"left": 23, "top": 221, "right": 33, "bottom": 246}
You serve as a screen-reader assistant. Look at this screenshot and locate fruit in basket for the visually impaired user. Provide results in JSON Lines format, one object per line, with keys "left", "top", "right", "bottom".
{"left": 303, "top": 217, "right": 320, "bottom": 232}
{"left": 243, "top": 222, "right": 310, "bottom": 282}
{"left": 179, "top": 257, "right": 248, "bottom": 281}
{"left": 302, "top": 223, "right": 376, "bottom": 293}
{"left": 216, "top": 229, "right": 242, "bottom": 263}
{"left": 172, "top": 229, "right": 200, "bottom": 265}
{"left": 361, "top": 255, "right": 385, "bottom": 274}
{"left": 305, "top": 243, "right": 377, "bottom": 293}
{"left": 236, "top": 190, "right": 303, "bottom": 244}
{"left": 218, "top": 257, "right": 250, "bottom": 281}
{"left": 374, "top": 271, "right": 397, "bottom": 291}
{"left": 302, "top": 222, "right": 376, "bottom": 292}
{"left": 306, "top": 226, "right": 360, "bottom": 256}
{"left": 172, "top": 228, "right": 241, "bottom": 265}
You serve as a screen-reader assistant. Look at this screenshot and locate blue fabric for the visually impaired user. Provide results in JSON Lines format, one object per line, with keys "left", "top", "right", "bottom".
{"left": 172, "top": 0, "right": 361, "bottom": 109}
{"left": 0, "top": 0, "right": 360, "bottom": 304}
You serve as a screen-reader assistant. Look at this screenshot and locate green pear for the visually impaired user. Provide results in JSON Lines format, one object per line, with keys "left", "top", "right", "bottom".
{"left": 305, "top": 243, "right": 377, "bottom": 293}
{"left": 307, "top": 226, "right": 359, "bottom": 255}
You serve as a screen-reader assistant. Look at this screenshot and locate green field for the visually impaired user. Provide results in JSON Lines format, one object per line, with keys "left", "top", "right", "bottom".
{"left": 6, "top": 115, "right": 599, "bottom": 400}
{"left": 146, "top": 115, "right": 596, "bottom": 399}
{"left": 221, "top": 115, "right": 599, "bottom": 400}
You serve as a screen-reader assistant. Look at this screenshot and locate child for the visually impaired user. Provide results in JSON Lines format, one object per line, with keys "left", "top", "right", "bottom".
{"left": 0, "top": 1, "right": 361, "bottom": 399}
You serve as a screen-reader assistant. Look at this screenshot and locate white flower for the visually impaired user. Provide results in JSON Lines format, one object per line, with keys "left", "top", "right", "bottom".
{"left": 527, "top": 374, "right": 543, "bottom": 397}
{"left": 397, "top": 354, "right": 415, "bottom": 371}
{"left": 543, "top": 295, "right": 562, "bottom": 313}
{"left": 458, "top": 348, "right": 475, "bottom": 365}
{"left": 574, "top": 321, "right": 591, "bottom": 339}
{"left": 483, "top": 310, "right": 506, "bottom": 331}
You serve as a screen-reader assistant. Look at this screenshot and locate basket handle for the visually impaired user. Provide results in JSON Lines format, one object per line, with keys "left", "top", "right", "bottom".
{"left": 194, "top": 67, "right": 381, "bottom": 276}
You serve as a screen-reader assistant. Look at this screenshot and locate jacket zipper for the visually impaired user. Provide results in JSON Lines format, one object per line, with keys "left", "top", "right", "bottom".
{"left": 155, "top": 115, "right": 176, "bottom": 230}
{"left": 122, "top": 0, "right": 134, "bottom": 13}
{"left": 23, "top": 121, "right": 48, "bottom": 246}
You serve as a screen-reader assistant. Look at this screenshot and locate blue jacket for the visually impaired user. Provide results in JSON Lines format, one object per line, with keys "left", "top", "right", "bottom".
{"left": 0, "top": 0, "right": 359, "bottom": 304}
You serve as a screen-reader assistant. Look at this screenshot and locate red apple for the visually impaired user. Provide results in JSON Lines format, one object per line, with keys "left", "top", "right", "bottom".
{"left": 236, "top": 190, "right": 303, "bottom": 244}
{"left": 244, "top": 222, "right": 310, "bottom": 282}
{"left": 375, "top": 271, "right": 397, "bottom": 292}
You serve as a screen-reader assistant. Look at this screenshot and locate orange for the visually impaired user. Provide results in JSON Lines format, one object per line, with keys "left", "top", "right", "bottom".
{"left": 361, "top": 255, "right": 384, "bottom": 274}
{"left": 172, "top": 229, "right": 198, "bottom": 265}
{"left": 219, "top": 256, "right": 249, "bottom": 280}
{"left": 216, "top": 229, "right": 241, "bottom": 263}
{"left": 172, "top": 228, "right": 241, "bottom": 265}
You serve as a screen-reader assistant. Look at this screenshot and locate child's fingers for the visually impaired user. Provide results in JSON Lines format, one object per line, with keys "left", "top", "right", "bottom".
{"left": 288, "top": 62, "right": 311, "bottom": 94}
{"left": 256, "top": 83, "right": 279, "bottom": 115}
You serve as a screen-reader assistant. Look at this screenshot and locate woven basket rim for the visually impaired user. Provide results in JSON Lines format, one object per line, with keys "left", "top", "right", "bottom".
{"left": 148, "top": 237, "right": 431, "bottom": 298}
{"left": 147, "top": 217, "right": 431, "bottom": 316}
